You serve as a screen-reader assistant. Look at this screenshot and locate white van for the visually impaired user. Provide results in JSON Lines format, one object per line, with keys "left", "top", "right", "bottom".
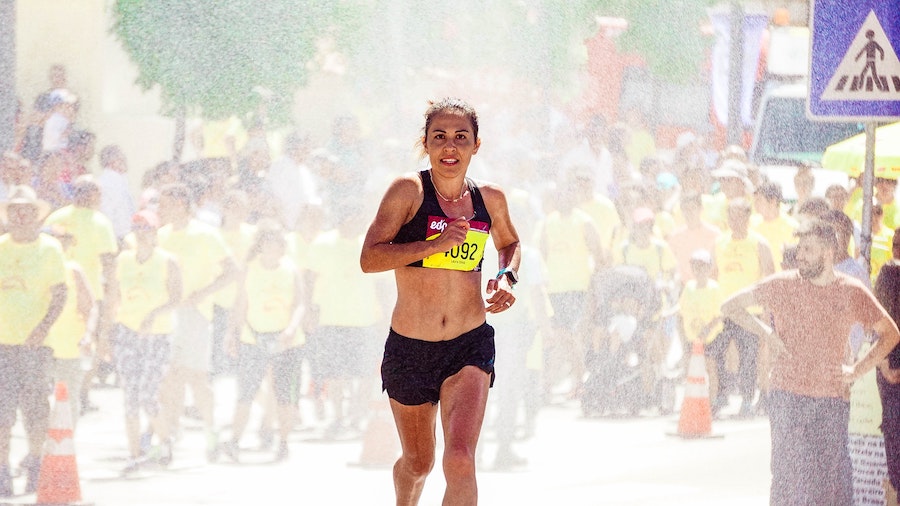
{"left": 747, "top": 26, "right": 864, "bottom": 201}
{"left": 748, "top": 81, "right": 863, "bottom": 201}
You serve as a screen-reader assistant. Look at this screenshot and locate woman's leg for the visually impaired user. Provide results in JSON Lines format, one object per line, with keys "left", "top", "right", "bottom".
{"left": 439, "top": 366, "right": 491, "bottom": 506}
{"left": 389, "top": 399, "right": 438, "bottom": 506}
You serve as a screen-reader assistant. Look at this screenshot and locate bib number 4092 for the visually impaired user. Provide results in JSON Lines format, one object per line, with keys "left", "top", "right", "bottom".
{"left": 446, "top": 242, "right": 479, "bottom": 260}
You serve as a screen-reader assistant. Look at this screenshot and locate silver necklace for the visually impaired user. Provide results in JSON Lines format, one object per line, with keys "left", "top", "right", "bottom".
{"left": 431, "top": 170, "right": 469, "bottom": 203}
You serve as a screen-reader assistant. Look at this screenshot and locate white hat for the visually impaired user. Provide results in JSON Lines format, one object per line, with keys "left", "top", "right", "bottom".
{"left": 0, "top": 185, "right": 52, "bottom": 223}
{"left": 711, "top": 159, "right": 754, "bottom": 192}
{"left": 689, "top": 249, "right": 713, "bottom": 265}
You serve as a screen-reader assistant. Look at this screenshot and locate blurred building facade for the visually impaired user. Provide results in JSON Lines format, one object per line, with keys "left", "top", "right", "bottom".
{"left": 16, "top": 0, "right": 174, "bottom": 187}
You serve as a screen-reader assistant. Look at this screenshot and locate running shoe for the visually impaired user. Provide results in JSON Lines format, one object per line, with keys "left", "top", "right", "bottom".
{"left": 151, "top": 440, "right": 173, "bottom": 467}
{"left": 258, "top": 427, "right": 274, "bottom": 451}
{"left": 275, "top": 441, "right": 289, "bottom": 461}
{"left": 220, "top": 440, "right": 240, "bottom": 463}
{"left": 206, "top": 431, "right": 220, "bottom": 462}
{"left": 122, "top": 456, "right": 148, "bottom": 475}
{"left": 139, "top": 431, "right": 153, "bottom": 456}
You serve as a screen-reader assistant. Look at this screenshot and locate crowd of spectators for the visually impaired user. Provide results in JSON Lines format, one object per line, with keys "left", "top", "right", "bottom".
{"left": 2, "top": 63, "right": 898, "bottom": 501}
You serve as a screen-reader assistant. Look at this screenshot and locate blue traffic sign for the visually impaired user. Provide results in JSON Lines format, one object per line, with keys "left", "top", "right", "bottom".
{"left": 809, "top": 1, "right": 900, "bottom": 120}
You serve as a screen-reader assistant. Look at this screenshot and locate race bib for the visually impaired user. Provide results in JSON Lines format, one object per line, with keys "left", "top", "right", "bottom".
{"left": 422, "top": 215, "right": 490, "bottom": 271}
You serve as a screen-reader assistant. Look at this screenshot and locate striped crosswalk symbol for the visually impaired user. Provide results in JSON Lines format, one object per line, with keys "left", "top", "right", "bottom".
{"left": 821, "top": 10, "right": 900, "bottom": 101}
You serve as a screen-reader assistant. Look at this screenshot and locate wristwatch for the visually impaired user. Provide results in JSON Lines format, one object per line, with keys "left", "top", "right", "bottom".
{"left": 496, "top": 267, "right": 518, "bottom": 287}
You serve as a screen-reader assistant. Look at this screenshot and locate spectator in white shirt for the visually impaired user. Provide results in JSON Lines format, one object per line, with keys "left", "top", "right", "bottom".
{"left": 96, "top": 145, "right": 135, "bottom": 241}
{"left": 265, "top": 131, "right": 321, "bottom": 229}
{"left": 41, "top": 90, "right": 78, "bottom": 153}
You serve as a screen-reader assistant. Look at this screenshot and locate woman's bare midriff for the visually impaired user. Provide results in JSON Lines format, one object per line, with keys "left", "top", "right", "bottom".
{"left": 390, "top": 266, "right": 487, "bottom": 342}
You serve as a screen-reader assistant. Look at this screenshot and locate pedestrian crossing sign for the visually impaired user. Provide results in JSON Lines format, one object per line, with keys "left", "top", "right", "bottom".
{"left": 809, "top": 1, "right": 900, "bottom": 120}
{"left": 821, "top": 11, "right": 900, "bottom": 100}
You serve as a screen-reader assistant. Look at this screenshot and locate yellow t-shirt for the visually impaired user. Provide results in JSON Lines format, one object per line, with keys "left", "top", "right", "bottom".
{"left": 45, "top": 261, "right": 87, "bottom": 359}
{"left": 847, "top": 187, "right": 863, "bottom": 222}
{"left": 578, "top": 197, "right": 620, "bottom": 251}
{"left": 202, "top": 117, "right": 248, "bottom": 158}
{"left": 287, "top": 231, "right": 311, "bottom": 272}
{"left": 158, "top": 220, "right": 232, "bottom": 319}
{"left": 539, "top": 209, "right": 596, "bottom": 294}
{"left": 614, "top": 238, "right": 677, "bottom": 281}
{"left": 308, "top": 230, "right": 382, "bottom": 328}
{"left": 0, "top": 234, "right": 67, "bottom": 345}
{"left": 884, "top": 201, "right": 900, "bottom": 231}
{"left": 243, "top": 257, "right": 298, "bottom": 336}
{"left": 715, "top": 231, "right": 767, "bottom": 298}
{"left": 625, "top": 129, "right": 656, "bottom": 169}
{"left": 678, "top": 279, "right": 723, "bottom": 344}
{"left": 872, "top": 227, "right": 894, "bottom": 284}
{"left": 850, "top": 198, "right": 900, "bottom": 232}
{"left": 702, "top": 193, "right": 729, "bottom": 232}
{"left": 116, "top": 248, "right": 176, "bottom": 334}
{"left": 750, "top": 213, "right": 798, "bottom": 271}
{"left": 44, "top": 206, "right": 118, "bottom": 299}
{"left": 213, "top": 222, "right": 257, "bottom": 308}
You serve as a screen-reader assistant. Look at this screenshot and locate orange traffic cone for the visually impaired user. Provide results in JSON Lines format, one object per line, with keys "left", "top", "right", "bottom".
{"left": 674, "top": 341, "right": 719, "bottom": 438}
{"left": 36, "top": 382, "right": 83, "bottom": 505}
{"left": 352, "top": 397, "right": 400, "bottom": 468}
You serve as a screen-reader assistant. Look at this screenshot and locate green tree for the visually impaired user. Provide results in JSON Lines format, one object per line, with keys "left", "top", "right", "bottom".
{"left": 341, "top": 0, "right": 715, "bottom": 99}
{"left": 608, "top": 0, "right": 717, "bottom": 81}
{"left": 113, "top": 0, "right": 715, "bottom": 130}
{"left": 112, "top": 0, "right": 368, "bottom": 124}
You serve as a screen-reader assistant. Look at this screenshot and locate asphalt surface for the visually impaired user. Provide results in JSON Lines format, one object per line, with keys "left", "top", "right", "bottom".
{"left": 1, "top": 377, "right": 772, "bottom": 506}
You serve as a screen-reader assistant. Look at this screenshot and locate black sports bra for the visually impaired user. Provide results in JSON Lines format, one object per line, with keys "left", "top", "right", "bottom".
{"left": 392, "top": 169, "right": 492, "bottom": 271}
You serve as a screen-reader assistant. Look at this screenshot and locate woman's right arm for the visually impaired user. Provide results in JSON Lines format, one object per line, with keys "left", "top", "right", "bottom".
{"left": 360, "top": 176, "right": 465, "bottom": 273}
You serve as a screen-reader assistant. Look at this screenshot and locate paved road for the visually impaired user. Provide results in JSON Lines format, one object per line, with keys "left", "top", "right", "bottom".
{"left": 3, "top": 378, "right": 771, "bottom": 505}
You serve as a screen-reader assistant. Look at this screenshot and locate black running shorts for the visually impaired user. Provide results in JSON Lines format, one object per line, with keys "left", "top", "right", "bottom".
{"left": 381, "top": 322, "right": 496, "bottom": 406}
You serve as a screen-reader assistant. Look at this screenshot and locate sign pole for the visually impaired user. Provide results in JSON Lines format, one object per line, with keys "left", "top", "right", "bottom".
{"left": 727, "top": 0, "right": 744, "bottom": 145}
{"left": 0, "top": 1, "right": 14, "bottom": 153}
{"left": 860, "top": 122, "right": 876, "bottom": 276}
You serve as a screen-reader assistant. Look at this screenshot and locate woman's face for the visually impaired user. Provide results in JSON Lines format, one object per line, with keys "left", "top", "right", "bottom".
{"left": 423, "top": 113, "right": 480, "bottom": 177}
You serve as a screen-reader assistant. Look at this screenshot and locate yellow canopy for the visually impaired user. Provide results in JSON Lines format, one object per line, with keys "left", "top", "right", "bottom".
{"left": 822, "top": 122, "right": 900, "bottom": 179}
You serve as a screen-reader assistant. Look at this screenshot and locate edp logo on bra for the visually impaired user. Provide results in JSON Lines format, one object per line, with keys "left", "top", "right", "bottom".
{"left": 429, "top": 218, "right": 448, "bottom": 233}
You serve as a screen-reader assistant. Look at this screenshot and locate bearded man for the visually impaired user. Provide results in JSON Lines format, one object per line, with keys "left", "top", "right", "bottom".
{"left": 722, "top": 219, "right": 900, "bottom": 506}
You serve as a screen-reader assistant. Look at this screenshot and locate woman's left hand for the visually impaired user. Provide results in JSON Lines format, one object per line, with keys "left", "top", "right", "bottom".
{"left": 485, "top": 277, "right": 515, "bottom": 313}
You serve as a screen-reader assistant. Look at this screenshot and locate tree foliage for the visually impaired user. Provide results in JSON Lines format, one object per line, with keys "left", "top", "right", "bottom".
{"left": 337, "top": 0, "right": 716, "bottom": 102}
{"left": 605, "top": 0, "right": 718, "bottom": 81}
{"left": 112, "top": 0, "right": 367, "bottom": 123}
{"left": 509, "top": 0, "right": 716, "bottom": 87}
{"left": 112, "top": 0, "right": 716, "bottom": 123}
